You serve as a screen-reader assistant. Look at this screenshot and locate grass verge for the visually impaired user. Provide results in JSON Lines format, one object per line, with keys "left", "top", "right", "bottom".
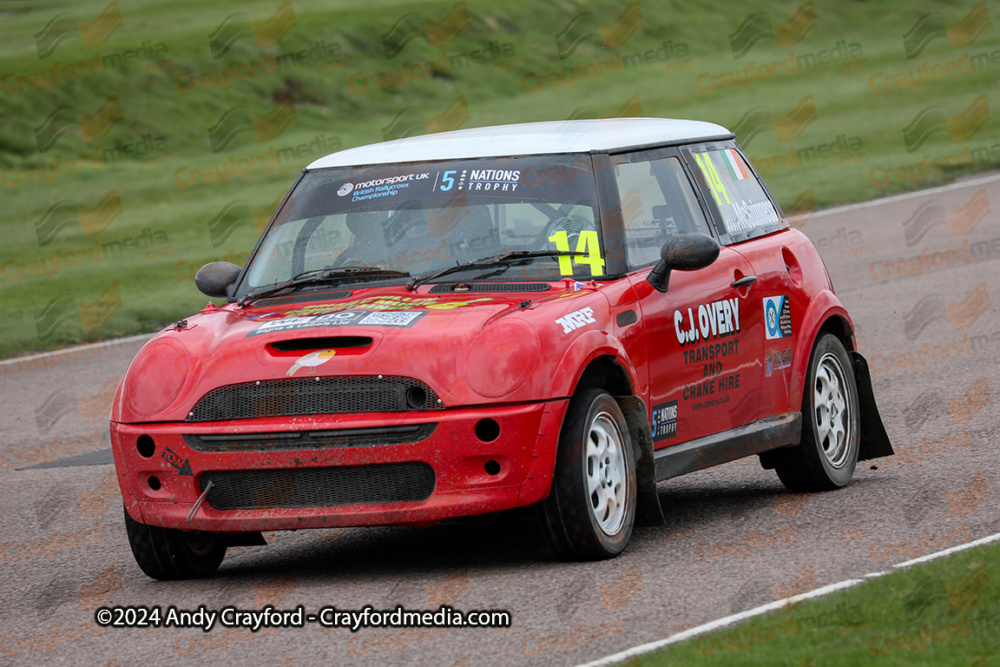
{"left": 630, "top": 540, "right": 1000, "bottom": 666}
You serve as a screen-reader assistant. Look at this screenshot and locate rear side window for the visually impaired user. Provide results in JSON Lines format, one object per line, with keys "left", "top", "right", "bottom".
{"left": 613, "top": 156, "right": 712, "bottom": 268}
{"left": 691, "top": 148, "right": 780, "bottom": 238}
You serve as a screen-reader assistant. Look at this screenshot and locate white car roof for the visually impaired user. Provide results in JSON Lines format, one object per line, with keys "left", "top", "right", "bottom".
{"left": 306, "top": 118, "right": 733, "bottom": 169}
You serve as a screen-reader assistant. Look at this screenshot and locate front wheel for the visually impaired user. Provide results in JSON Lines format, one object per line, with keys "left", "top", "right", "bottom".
{"left": 538, "top": 388, "right": 637, "bottom": 560}
{"left": 775, "top": 334, "right": 860, "bottom": 491}
{"left": 123, "top": 505, "right": 226, "bottom": 580}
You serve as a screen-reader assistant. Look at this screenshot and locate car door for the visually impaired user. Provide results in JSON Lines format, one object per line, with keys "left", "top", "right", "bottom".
{"left": 611, "top": 147, "right": 764, "bottom": 448}
{"left": 684, "top": 143, "right": 796, "bottom": 420}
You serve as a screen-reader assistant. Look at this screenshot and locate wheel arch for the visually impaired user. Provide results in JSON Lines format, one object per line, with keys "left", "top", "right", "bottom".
{"left": 789, "top": 290, "right": 854, "bottom": 412}
{"left": 573, "top": 354, "right": 634, "bottom": 396}
{"left": 817, "top": 313, "right": 856, "bottom": 352}
{"left": 790, "top": 294, "right": 893, "bottom": 461}
{"left": 569, "top": 354, "right": 664, "bottom": 527}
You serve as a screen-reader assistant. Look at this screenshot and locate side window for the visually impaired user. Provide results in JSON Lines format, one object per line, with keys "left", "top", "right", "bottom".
{"left": 613, "top": 156, "right": 711, "bottom": 268}
{"left": 691, "top": 148, "right": 780, "bottom": 237}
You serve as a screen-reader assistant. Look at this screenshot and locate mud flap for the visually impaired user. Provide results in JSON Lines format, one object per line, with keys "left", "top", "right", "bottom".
{"left": 851, "top": 352, "right": 894, "bottom": 460}
{"left": 616, "top": 395, "right": 665, "bottom": 526}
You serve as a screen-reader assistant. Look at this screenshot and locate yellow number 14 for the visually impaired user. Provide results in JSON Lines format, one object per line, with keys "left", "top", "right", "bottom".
{"left": 547, "top": 230, "right": 606, "bottom": 277}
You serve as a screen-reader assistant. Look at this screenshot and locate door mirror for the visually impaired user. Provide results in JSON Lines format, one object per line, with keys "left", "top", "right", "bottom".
{"left": 195, "top": 262, "right": 241, "bottom": 298}
{"left": 647, "top": 233, "right": 720, "bottom": 293}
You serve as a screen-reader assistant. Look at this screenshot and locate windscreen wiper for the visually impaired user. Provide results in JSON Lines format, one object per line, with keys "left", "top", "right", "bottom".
{"left": 406, "top": 250, "right": 582, "bottom": 291}
{"left": 239, "top": 267, "right": 410, "bottom": 308}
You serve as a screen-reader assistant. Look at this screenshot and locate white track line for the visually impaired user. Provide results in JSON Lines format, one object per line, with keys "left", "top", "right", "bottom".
{"left": 577, "top": 530, "right": 1000, "bottom": 667}
{"left": 892, "top": 530, "right": 1000, "bottom": 568}
{"left": 0, "top": 332, "right": 154, "bottom": 368}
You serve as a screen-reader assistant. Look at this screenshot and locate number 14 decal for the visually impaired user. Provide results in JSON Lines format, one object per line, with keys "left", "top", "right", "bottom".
{"left": 547, "top": 230, "right": 606, "bottom": 276}
{"left": 694, "top": 153, "right": 731, "bottom": 207}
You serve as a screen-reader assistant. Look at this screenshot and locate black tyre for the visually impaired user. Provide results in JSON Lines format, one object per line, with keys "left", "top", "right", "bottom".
{"left": 123, "top": 505, "right": 226, "bottom": 580}
{"left": 775, "top": 334, "right": 860, "bottom": 491}
{"left": 539, "top": 388, "right": 637, "bottom": 560}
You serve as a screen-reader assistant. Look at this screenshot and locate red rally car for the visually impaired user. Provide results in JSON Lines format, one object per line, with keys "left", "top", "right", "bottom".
{"left": 111, "top": 118, "right": 893, "bottom": 579}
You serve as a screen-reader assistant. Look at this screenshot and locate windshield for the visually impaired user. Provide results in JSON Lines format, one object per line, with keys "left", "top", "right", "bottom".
{"left": 237, "top": 154, "right": 606, "bottom": 297}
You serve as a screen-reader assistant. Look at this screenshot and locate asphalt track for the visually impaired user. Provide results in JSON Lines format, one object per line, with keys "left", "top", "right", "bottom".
{"left": 2, "top": 173, "right": 998, "bottom": 666}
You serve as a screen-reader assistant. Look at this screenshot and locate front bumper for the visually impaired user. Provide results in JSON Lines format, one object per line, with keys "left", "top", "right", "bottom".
{"left": 111, "top": 400, "right": 568, "bottom": 532}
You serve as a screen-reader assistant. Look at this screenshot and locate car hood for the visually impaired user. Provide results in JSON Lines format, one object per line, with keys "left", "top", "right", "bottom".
{"left": 113, "top": 284, "right": 612, "bottom": 423}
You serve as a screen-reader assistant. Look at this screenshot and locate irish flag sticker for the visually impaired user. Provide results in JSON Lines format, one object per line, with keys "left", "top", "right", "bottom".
{"left": 721, "top": 148, "right": 749, "bottom": 181}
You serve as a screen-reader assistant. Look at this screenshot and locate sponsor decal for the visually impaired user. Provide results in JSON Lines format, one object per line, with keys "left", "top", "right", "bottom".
{"left": 284, "top": 295, "right": 492, "bottom": 317}
{"left": 651, "top": 400, "right": 678, "bottom": 441}
{"left": 764, "top": 295, "right": 793, "bottom": 339}
{"left": 682, "top": 339, "right": 741, "bottom": 365}
{"left": 674, "top": 297, "right": 741, "bottom": 346}
{"left": 466, "top": 168, "right": 521, "bottom": 192}
{"left": 685, "top": 373, "right": 740, "bottom": 402}
{"left": 434, "top": 168, "right": 521, "bottom": 193}
{"left": 676, "top": 304, "right": 744, "bottom": 406}
{"left": 555, "top": 306, "right": 595, "bottom": 333}
{"left": 358, "top": 310, "right": 425, "bottom": 326}
{"left": 348, "top": 172, "right": 431, "bottom": 202}
{"left": 337, "top": 182, "right": 353, "bottom": 196}
{"left": 286, "top": 349, "right": 336, "bottom": 376}
{"left": 693, "top": 149, "right": 782, "bottom": 235}
{"left": 161, "top": 447, "right": 192, "bottom": 476}
{"left": 765, "top": 347, "right": 793, "bottom": 376}
{"left": 247, "top": 310, "right": 425, "bottom": 336}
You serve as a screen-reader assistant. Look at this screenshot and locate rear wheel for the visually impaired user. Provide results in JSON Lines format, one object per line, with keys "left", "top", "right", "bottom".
{"left": 775, "top": 334, "right": 860, "bottom": 491}
{"left": 539, "top": 388, "right": 636, "bottom": 560}
{"left": 123, "top": 505, "right": 226, "bottom": 580}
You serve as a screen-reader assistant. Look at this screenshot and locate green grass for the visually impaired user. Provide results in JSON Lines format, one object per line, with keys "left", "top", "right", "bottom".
{"left": 634, "top": 540, "right": 1000, "bottom": 666}
{"left": 2, "top": 0, "right": 999, "bottom": 356}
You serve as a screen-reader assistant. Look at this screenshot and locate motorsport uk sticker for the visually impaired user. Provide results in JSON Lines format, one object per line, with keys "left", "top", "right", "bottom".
{"left": 246, "top": 310, "right": 424, "bottom": 337}
{"left": 651, "top": 400, "right": 678, "bottom": 441}
{"left": 764, "top": 296, "right": 793, "bottom": 340}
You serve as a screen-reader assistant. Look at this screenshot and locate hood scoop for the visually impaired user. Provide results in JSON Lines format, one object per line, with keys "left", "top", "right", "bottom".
{"left": 267, "top": 336, "right": 373, "bottom": 354}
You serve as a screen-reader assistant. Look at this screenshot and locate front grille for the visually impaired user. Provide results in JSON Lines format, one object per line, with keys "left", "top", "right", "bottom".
{"left": 183, "top": 423, "right": 437, "bottom": 452}
{"left": 429, "top": 283, "right": 551, "bottom": 293}
{"left": 186, "top": 376, "right": 443, "bottom": 422}
{"left": 199, "top": 463, "right": 435, "bottom": 509}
